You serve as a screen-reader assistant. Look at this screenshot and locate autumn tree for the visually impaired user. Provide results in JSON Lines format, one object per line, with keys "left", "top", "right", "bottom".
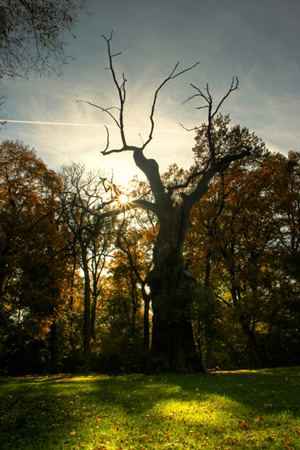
{"left": 96, "top": 246, "right": 146, "bottom": 372}
{"left": 59, "top": 163, "right": 119, "bottom": 370}
{"left": 258, "top": 151, "right": 300, "bottom": 365}
{"left": 115, "top": 214, "right": 154, "bottom": 351}
{"left": 186, "top": 120, "right": 300, "bottom": 367}
{"left": 0, "top": 0, "right": 88, "bottom": 80}
{"left": 272, "top": 151, "right": 300, "bottom": 282}
{"left": 0, "top": 140, "right": 68, "bottom": 373}
{"left": 186, "top": 118, "right": 272, "bottom": 366}
{"left": 83, "top": 34, "right": 252, "bottom": 372}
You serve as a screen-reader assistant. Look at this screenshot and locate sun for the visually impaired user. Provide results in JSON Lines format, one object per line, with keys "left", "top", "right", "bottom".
{"left": 119, "top": 194, "right": 128, "bottom": 204}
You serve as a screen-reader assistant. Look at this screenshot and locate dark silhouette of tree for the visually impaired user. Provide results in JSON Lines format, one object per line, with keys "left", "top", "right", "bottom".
{"left": 83, "top": 33, "right": 252, "bottom": 372}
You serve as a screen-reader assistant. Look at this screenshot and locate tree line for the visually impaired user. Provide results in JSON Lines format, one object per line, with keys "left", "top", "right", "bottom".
{"left": 1, "top": 4, "right": 299, "bottom": 374}
{"left": 1, "top": 118, "right": 299, "bottom": 374}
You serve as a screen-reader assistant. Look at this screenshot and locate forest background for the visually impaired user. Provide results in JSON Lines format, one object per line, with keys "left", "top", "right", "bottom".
{"left": 1, "top": 121, "right": 300, "bottom": 374}
{"left": 1, "top": 0, "right": 300, "bottom": 375}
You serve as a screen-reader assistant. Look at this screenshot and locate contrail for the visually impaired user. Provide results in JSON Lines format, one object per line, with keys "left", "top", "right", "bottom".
{"left": 1, "top": 119, "right": 111, "bottom": 127}
{"left": 0, "top": 119, "right": 186, "bottom": 133}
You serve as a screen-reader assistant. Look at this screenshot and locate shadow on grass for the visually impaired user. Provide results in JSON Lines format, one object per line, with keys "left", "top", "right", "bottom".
{"left": 0, "top": 367, "right": 299, "bottom": 449}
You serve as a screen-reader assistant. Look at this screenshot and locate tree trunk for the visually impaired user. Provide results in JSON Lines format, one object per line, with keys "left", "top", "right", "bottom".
{"left": 131, "top": 142, "right": 242, "bottom": 373}
{"left": 91, "top": 271, "right": 100, "bottom": 342}
{"left": 91, "top": 294, "right": 96, "bottom": 341}
{"left": 81, "top": 243, "right": 91, "bottom": 371}
{"left": 142, "top": 290, "right": 150, "bottom": 350}
{"left": 146, "top": 210, "right": 204, "bottom": 373}
{"left": 231, "top": 285, "right": 262, "bottom": 368}
{"left": 50, "top": 320, "right": 59, "bottom": 373}
{"left": 239, "top": 315, "right": 262, "bottom": 368}
{"left": 147, "top": 253, "right": 203, "bottom": 372}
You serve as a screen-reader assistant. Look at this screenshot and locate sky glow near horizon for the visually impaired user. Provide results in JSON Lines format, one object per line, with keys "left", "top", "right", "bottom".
{"left": 1, "top": 0, "right": 300, "bottom": 187}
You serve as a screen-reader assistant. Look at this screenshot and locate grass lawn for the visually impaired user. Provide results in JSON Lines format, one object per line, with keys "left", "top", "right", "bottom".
{"left": 0, "top": 367, "right": 299, "bottom": 449}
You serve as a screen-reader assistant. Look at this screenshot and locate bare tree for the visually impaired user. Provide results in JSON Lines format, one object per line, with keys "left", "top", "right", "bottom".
{"left": 84, "top": 33, "right": 251, "bottom": 372}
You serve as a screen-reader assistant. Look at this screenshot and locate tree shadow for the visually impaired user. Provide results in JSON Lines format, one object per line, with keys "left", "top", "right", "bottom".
{"left": 0, "top": 368, "right": 299, "bottom": 449}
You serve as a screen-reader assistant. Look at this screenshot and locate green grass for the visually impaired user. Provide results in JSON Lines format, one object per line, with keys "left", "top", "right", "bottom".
{"left": 0, "top": 367, "right": 299, "bottom": 449}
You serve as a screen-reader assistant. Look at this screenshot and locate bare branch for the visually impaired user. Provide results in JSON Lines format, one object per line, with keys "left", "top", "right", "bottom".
{"left": 102, "top": 144, "right": 143, "bottom": 156}
{"left": 110, "top": 52, "right": 122, "bottom": 58}
{"left": 80, "top": 33, "right": 200, "bottom": 163}
{"left": 76, "top": 100, "right": 121, "bottom": 129}
{"left": 102, "top": 33, "right": 127, "bottom": 147}
{"left": 211, "top": 76, "right": 239, "bottom": 119}
{"left": 93, "top": 34, "right": 200, "bottom": 157}
{"left": 183, "top": 76, "right": 239, "bottom": 117}
{"left": 182, "top": 83, "right": 210, "bottom": 106}
{"left": 81, "top": 197, "right": 159, "bottom": 224}
{"left": 183, "top": 76, "right": 239, "bottom": 160}
{"left": 130, "top": 199, "right": 159, "bottom": 214}
{"left": 143, "top": 62, "right": 200, "bottom": 149}
{"left": 103, "top": 125, "right": 110, "bottom": 153}
{"left": 178, "top": 122, "right": 198, "bottom": 132}
{"left": 166, "top": 166, "right": 208, "bottom": 195}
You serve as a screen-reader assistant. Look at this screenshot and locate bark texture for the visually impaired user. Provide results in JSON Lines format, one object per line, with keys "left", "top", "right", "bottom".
{"left": 146, "top": 204, "right": 204, "bottom": 372}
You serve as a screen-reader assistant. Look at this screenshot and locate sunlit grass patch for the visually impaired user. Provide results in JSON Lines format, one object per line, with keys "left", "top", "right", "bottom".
{"left": 0, "top": 368, "right": 299, "bottom": 449}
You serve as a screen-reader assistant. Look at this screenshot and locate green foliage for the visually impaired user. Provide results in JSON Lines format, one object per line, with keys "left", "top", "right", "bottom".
{"left": 0, "top": 368, "right": 299, "bottom": 449}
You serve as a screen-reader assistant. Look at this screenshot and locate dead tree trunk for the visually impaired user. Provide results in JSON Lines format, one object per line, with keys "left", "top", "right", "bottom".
{"left": 145, "top": 205, "right": 203, "bottom": 371}
{"left": 89, "top": 33, "right": 251, "bottom": 371}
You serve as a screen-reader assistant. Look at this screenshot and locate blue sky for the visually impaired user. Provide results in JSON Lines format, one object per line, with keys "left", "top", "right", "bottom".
{"left": 1, "top": 0, "right": 300, "bottom": 186}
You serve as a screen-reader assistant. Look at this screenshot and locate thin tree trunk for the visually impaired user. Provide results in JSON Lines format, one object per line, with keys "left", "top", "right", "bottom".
{"left": 203, "top": 253, "right": 213, "bottom": 368}
{"left": 142, "top": 289, "right": 150, "bottom": 350}
{"left": 82, "top": 243, "right": 91, "bottom": 371}
{"left": 239, "top": 315, "right": 262, "bottom": 368}
{"left": 91, "top": 294, "right": 97, "bottom": 341}
{"left": 232, "top": 285, "right": 262, "bottom": 368}
{"left": 49, "top": 312, "right": 59, "bottom": 373}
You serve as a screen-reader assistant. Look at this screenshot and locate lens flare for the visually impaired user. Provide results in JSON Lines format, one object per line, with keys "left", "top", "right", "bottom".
{"left": 119, "top": 194, "right": 128, "bottom": 204}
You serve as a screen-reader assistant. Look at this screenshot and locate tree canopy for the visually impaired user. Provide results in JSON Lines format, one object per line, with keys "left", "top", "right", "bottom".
{"left": 0, "top": 0, "right": 88, "bottom": 79}
{"left": 0, "top": 132, "right": 299, "bottom": 374}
